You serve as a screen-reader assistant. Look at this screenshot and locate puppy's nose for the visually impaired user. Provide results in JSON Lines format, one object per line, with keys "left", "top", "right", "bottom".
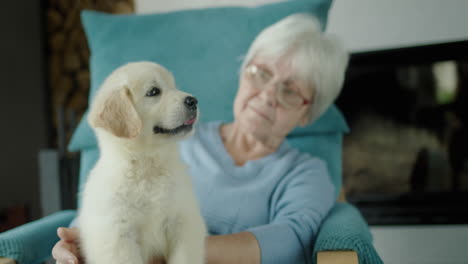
{"left": 184, "top": 96, "right": 198, "bottom": 110}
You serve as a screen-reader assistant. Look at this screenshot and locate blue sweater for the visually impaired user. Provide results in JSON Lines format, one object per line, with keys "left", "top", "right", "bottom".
{"left": 179, "top": 121, "right": 335, "bottom": 264}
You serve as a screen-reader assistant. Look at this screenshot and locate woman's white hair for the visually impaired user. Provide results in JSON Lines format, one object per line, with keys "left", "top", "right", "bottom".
{"left": 241, "top": 13, "right": 349, "bottom": 124}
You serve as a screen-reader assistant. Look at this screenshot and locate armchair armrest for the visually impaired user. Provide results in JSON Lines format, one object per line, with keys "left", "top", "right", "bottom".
{"left": 0, "top": 210, "right": 76, "bottom": 264}
{"left": 314, "top": 202, "right": 383, "bottom": 264}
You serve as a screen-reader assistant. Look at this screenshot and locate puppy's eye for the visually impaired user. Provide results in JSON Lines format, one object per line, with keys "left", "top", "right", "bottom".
{"left": 146, "top": 87, "right": 161, "bottom": 97}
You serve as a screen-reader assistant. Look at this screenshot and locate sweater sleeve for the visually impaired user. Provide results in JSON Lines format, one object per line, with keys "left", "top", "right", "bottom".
{"left": 247, "top": 157, "right": 335, "bottom": 264}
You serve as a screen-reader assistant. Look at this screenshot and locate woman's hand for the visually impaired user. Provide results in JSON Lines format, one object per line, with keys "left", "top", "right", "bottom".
{"left": 52, "top": 227, "right": 82, "bottom": 264}
{"left": 51, "top": 227, "right": 166, "bottom": 264}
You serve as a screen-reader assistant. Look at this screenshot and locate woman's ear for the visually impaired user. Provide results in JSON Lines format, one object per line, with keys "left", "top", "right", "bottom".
{"left": 89, "top": 86, "right": 142, "bottom": 138}
{"left": 298, "top": 111, "right": 312, "bottom": 127}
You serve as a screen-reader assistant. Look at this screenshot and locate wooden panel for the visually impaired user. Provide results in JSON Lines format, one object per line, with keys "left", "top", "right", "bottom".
{"left": 45, "top": 0, "right": 135, "bottom": 147}
{"left": 0, "top": 258, "right": 16, "bottom": 264}
{"left": 317, "top": 250, "right": 359, "bottom": 264}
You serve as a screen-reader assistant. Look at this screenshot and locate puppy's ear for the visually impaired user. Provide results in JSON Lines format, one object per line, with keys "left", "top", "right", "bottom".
{"left": 89, "top": 86, "right": 142, "bottom": 138}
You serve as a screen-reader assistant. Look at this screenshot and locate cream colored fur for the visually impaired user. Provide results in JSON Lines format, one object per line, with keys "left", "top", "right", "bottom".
{"left": 79, "top": 61, "right": 206, "bottom": 264}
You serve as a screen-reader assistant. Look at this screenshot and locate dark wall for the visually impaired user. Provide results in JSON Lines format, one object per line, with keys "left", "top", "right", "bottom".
{"left": 0, "top": 2, "right": 48, "bottom": 220}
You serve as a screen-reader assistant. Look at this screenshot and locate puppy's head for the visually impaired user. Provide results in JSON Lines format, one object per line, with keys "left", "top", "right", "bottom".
{"left": 89, "top": 61, "right": 198, "bottom": 142}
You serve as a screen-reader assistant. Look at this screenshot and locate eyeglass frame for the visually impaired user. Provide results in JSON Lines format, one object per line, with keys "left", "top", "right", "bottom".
{"left": 243, "top": 64, "right": 312, "bottom": 109}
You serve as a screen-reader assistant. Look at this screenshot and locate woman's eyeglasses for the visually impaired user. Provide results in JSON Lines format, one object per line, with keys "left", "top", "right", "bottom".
{"left": 244, "top": 64, "right": 311, "bottom": 109}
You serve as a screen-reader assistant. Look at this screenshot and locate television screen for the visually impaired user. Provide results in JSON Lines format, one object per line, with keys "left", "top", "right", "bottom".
{"left": 337, "top": 40, "right": 468, "bottom": 224}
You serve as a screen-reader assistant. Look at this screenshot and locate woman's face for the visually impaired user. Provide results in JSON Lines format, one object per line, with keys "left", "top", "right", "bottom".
{"left": 233, "top": 56, "right": 314, "bottom": 141}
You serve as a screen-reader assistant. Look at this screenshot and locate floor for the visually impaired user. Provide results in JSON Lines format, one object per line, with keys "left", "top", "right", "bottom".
{"left": 370, "top": 225, "right": 468, "bottom": 264}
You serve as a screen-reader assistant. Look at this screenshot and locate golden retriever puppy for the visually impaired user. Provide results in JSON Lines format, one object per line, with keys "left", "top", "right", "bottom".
{"left": 79, "top": 61, "right": 206, "bottom": 264}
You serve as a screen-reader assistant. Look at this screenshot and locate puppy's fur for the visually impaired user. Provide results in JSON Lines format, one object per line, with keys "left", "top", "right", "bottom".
{"left": 79, "top": 61, "right": 206, "bottom": 264}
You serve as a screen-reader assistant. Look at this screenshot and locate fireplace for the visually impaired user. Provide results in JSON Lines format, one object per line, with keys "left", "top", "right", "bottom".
{"left": 337, "top": 40, "right": 468, "bottom": 225}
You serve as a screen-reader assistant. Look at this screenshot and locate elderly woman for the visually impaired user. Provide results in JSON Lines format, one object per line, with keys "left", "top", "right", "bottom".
{"left": 52, "top": 13, "right": 348, "bottom": 264}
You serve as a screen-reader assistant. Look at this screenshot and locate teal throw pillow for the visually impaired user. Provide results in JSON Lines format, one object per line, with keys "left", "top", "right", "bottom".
{"left": 69, "top": 0, "right": 347, "bottom": 152}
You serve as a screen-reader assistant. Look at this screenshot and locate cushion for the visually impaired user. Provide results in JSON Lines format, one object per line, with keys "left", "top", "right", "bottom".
{"left": 68, "top": 0, "right": 348, "bottom": 152}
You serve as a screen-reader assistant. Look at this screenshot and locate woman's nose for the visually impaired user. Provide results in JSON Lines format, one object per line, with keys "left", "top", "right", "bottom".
{"left": 259, "top": 83, "right": 278, "bottom": 107}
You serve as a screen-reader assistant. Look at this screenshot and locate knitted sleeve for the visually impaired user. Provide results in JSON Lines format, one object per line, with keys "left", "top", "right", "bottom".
{"left": 248, "top": 156, "right": 335, "bottom": 264}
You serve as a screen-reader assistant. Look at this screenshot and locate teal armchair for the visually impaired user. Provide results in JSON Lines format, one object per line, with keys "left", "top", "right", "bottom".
{"left": 1, "top": 1, "right": 382, "bottom": 263}
{"left": 0, "top": 110, "right": 381, "bottom": 264}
